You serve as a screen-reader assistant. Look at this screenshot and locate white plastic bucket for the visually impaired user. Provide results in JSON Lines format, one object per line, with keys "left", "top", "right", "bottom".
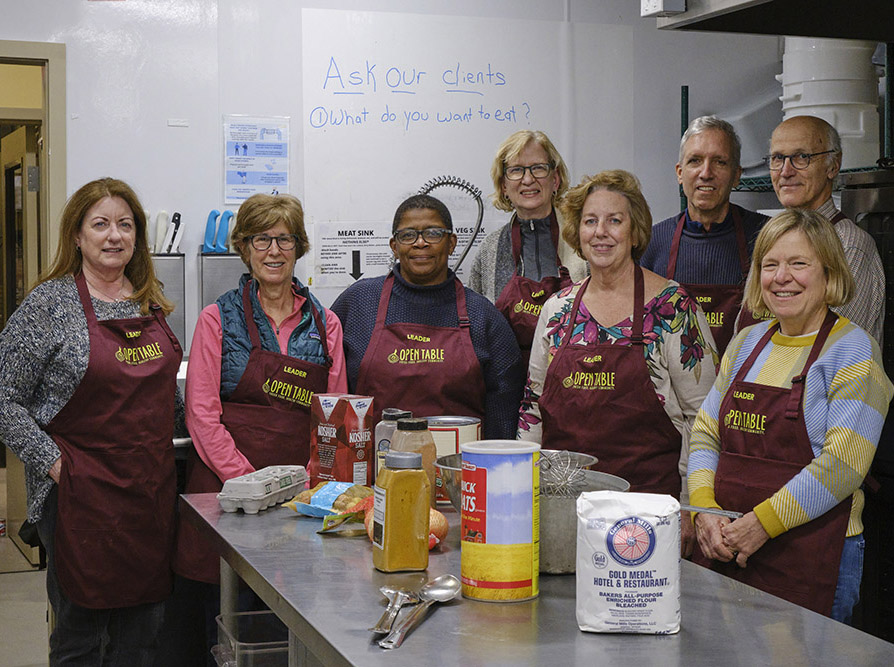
{"left": 776, "top": 37, "right": 880, "bottom": 169}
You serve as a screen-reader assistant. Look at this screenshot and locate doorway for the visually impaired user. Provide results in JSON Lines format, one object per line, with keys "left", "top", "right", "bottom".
{"left": 1, "top": 124, "right": 41, "bottom": 327}
{"left": 0, "top": 40, "right": 67, "bottom": 312}
{"left": 0, "top": 43, "right": 64, "bottom": 561}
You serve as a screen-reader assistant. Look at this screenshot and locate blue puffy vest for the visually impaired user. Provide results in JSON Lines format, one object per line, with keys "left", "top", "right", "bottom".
{"left": 217, "top": 274, "right": 329, "bottom": 399}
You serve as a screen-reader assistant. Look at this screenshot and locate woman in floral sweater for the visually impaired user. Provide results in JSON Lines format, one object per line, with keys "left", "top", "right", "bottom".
{"left": 517, "top": 170, "right": 717, "bottom": 555}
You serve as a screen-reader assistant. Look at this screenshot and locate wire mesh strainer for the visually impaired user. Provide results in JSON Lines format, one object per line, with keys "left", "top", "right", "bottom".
{"left": 541, "top": 450, "right": 597, "bottom": 497}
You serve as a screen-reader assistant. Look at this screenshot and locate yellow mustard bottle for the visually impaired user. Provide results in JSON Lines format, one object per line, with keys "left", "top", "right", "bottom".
{"left": 390, "top": 417, "right": 437, "bottom": 509}
{"left": 372, "top": 451, "right": 430, "bottom": 572}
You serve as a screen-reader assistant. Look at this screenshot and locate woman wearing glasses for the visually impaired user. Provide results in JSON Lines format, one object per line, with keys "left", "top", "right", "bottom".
{"left": 175, "top": 193, "right": 346, "bottom": 589}
{"left": 468, "top": 130, "right": 588, "bottom": 364}
{"left": 332, "top": 194, "right": 524, "bottom": 438}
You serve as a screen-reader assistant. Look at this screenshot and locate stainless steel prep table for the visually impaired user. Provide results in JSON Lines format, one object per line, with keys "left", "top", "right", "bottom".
{"left": 181, "top": 493, "right": 894, "bottom": 666}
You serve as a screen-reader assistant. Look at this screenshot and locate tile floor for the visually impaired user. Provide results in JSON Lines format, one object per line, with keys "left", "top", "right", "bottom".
{"left": 0, "top": 467, "right": 50, "bottom": 667}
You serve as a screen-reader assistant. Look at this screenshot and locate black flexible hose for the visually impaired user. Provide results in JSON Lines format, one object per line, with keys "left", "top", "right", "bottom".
{"left": 417, "top": 175, "right": 484, "bottom": 272}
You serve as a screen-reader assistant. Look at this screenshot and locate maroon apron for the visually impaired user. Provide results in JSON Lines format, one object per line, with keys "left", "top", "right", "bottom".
{"left": 355, "top": 272, "right": 486, "bottom": 427}
{"left": 667, "top": 208, "right": 751, "bottom": 356}
{"left": 494, "top": 212, "right": 573, "bottom": 367}
{"left": 538, "top": 266, "right": 682, "bottom": 497}
{"left": 692, "top": 310, "right": 850, "bottom": 615}
{"left": 45, "top": 272, "right": 182, "bottom": 609}
{"left": 175, "top": 279, "right": 331, "bottom": 583}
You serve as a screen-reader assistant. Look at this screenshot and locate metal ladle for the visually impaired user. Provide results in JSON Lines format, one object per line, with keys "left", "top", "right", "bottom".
{"left": 369, "top": 586, "right": 420, "bottom": 634}
{"left": 378, "top": 574, "right": 461, "bottom": 649}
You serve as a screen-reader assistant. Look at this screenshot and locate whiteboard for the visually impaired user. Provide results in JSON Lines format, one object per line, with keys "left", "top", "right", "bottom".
{"left": 301, "top": 9, "right": 609, "bottom": 296}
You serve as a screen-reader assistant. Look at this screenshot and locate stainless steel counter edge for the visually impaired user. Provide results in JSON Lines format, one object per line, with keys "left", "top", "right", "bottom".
{"left": 181, "top": 493, "right": 894, "bottom": 666}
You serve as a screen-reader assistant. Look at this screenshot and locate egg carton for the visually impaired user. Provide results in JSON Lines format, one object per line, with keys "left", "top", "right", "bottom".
{"left": 217, "top": 465, "right": 307, "bottom": 514}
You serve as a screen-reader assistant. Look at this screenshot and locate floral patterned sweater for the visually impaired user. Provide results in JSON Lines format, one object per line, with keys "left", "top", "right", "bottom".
{"left": 517, "top": 279, "right": 718, "bottom": 497}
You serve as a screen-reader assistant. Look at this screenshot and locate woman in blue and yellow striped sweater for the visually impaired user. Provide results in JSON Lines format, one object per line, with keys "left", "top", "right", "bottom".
{"left": 688, "top": 208, "right": 892, "bottom": 624}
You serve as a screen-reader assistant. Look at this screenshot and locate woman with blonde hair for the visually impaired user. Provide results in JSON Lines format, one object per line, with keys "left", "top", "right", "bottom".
{"left": 0, "top": 177, "right": 183, "bottom": 664}
{"left": 519, "top": 169, "right": 717, "bottom": 556}
{"left": 689, "top": 208, "right": 892, "bottom": 622}
{"left": 468, "top": 130, "right": 588, "bottom": 363}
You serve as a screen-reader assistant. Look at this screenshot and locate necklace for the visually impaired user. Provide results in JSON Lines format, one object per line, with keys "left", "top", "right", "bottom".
{"left": 85, "top": 277, "right": 131, "bottom": 303}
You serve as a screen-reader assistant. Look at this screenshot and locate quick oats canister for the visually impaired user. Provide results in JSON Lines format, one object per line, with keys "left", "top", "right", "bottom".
{"left": 428, "top": 416, "right": 481, "bottom": 503}
{"left": 460, "top": 440, "right": 540, "bottom": 602}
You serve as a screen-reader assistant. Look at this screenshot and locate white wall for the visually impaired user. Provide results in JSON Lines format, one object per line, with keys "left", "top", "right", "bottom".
{"left": 1, "top": 0, "right": 782, "bottom": 350}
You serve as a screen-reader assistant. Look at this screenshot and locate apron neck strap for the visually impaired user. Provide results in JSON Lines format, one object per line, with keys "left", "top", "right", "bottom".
{"left": 74, "top": 271, "right": 99, "bottom": 327}
{"left": 734, "top": 310, "right": 838, "bottom": 420}
{"left": 241, "top": 278, "right": 263, "bottom": 349}
{"left": 563, "top": 264, "right": 645, "bottom": 348}
{"left": 735, "top": 321, "right": 778, "bottom": 383}
{"left": 630, "top": 264, "right": 645, "bottom": 345}
{"left": 454, "top": 277, "right": 471, "bottom": 328}
{"left": 376, "top": 273, "right": 397, "bottom": 329}
{"left": 378, "top": 271, "right": 470, "bottom": 328}
{"left": 242, "top": 277, "right": 331, "bottom": 363}
{"left": 784, "top": 309, "right": 838, "bottom": 420}
{"left": 831, "top": 211, "right": 846, "bottom": 225}
{"left": 667, "top": 207, "right": 749, "bottom": 279}
{"left": 509, "top": 209, "right": 564, "bottom": 275}
{"left": 308, "top": 297, "right": 332, "bottom": 365}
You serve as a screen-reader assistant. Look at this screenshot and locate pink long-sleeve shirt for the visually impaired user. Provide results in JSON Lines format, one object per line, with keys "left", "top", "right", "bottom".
{"left": 185, "top": 294, "right": 348, "bottom": 482}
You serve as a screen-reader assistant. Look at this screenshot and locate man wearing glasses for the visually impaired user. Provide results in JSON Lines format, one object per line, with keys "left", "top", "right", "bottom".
{"left": 768, "top": 115, "right": 884, "bottom": 344}
{"left": 639, "top": 116, "right": 767, "bottom": 356}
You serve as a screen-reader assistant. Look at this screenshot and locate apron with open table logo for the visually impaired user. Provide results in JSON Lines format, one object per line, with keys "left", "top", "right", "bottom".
{"left": 47, "top": 272, "right": 182, "bottom": 608}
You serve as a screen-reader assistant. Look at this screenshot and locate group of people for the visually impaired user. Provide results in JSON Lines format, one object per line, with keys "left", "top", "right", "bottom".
{"left": 0, "top": 113, "right": 890, "bottom": 665}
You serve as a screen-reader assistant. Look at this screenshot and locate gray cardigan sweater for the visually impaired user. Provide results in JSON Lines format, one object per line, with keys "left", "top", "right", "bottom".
{"left": 0, "top": 276, "right": 185, "bottom": 521}
{"left": 467, "top": 210, "right": 589, "bottom": 302}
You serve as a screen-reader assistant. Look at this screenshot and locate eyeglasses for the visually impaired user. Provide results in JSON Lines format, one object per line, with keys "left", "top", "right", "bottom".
{"left": 765, "top": 150, "right": 836, "bottom": 171}
{"left": 248, "top": 234, "right": 298, "bottom": 251}
{"left": 393, "top": 227, "right": 451, "bottom": 245}
{"left": 504, "top": 163, "right": 553, "bottom": 181}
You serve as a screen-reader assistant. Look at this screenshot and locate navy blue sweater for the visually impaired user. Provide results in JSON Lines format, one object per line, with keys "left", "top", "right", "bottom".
{"left": 639, "top": 204, "right": 768, "bottom": 284}
{"left": 331, "top": 266, "right": 524, "bottom": 440}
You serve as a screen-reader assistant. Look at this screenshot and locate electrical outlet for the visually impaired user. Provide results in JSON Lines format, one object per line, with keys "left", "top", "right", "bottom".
{"left": 641, "top": 0, "right": 686, "bottom": 17}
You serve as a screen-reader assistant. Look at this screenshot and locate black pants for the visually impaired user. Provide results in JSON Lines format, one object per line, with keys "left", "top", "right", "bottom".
{"left": 36, "top": 487, "right": 166, "bottom": 667}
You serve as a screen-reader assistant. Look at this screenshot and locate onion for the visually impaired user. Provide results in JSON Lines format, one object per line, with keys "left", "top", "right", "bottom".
{"left": 429, "top": 508, "right": 449, "bottom": 542}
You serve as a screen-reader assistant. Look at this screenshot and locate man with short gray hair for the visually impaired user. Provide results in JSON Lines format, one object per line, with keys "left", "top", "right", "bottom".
{"left": 640, "top": 115, "right": 768, "bottom": 355}
{"left": 769, "top": 114, "right": 884, "bottom": 344}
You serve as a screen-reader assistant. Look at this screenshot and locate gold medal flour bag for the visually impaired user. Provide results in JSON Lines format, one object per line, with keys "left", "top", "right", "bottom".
{"left": 576, "top": 491, "right": 680, "bottom": 634}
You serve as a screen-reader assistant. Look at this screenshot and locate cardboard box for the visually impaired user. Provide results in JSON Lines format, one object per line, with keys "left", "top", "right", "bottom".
{"left": 307, "top": 394, "right": 373, "bottom": 486}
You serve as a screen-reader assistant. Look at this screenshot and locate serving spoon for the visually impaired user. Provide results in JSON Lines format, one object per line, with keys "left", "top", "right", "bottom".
{"left": 369, "top": 586, "right": 420, "bottom": 634}
{"left": 378, "top": 574, "right": 461, "bottom": 649}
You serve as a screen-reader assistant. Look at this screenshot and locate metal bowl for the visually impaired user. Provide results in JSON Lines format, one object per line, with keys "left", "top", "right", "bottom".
{"left": 434, "top": 453, "right": 463, "bottom": 513}
{"left": 434, "top": 449, "right": 601, "bottom": 513}
{"left": 541, "top": 449, "right": 598, "bottom": 470}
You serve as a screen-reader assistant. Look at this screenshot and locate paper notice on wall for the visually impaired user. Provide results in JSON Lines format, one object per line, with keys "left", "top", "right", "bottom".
{"left": 312, "top": 216, "right": 492, "bottom": 289}
{"left": 313, "top": 221, "right": 394, "bottom": 289}
{"left": 224, "top": 115, "right": 290, "bottom": 204}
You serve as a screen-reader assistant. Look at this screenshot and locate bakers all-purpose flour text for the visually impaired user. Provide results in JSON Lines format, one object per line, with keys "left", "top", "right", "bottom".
{"left": 576, "top": 491, "right": 681, "bottom": 634}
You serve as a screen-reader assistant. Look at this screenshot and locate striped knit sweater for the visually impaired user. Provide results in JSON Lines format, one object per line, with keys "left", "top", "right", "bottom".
{"left": 639, "top": 204, "right": 767, "bottom": 285}
{"left": 688, "top": 316, "right": 893, "bottom": 537}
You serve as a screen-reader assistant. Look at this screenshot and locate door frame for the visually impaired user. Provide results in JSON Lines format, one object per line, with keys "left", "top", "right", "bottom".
{"left": 2, "top": 125, "right": 42, "bottom": 321}
{"left": 0, "top": 40, "right": 66, "bottom": 269}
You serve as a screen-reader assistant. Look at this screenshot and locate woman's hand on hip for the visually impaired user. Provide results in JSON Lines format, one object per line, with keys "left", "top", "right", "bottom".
{"left": 48, "top": 457, "right": 62, "bottom": 483}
